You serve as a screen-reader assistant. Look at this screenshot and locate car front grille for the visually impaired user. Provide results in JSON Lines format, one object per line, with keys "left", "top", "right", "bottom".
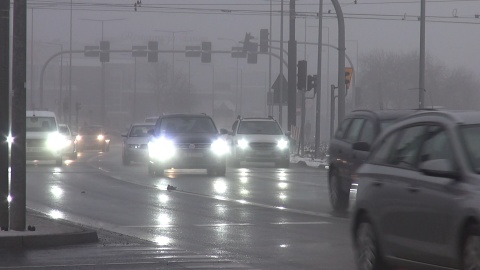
{"left": 176, "top": 143, "right": 211, "bottom": 149}
{"left": 249, "top": 142, "right": 276, "bottom": 150}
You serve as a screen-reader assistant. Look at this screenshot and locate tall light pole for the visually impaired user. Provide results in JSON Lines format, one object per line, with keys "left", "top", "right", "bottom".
{"left": 155, "top": 30, "right": 192, "bottom": 84}
{"left": 80, "top": 18, "right": 125, "bottom": 126}
{"left": 45, "top": 42, "right": 64, "bottom": 120}
{"left": 211, "top": 64, "right": 215, "bottom": 118}
{"left": 346, "top": 39, "right": 359, "bottom": 109}
{"left": 419, "top": 0, "right": 426, "bottom": 108}
{"left": 177, "top": 59, "right": 191, "bottom": 112}
{"left": 279, "top": 0, "right": 284, "bottom": 127}
{"left": 218, "top": 38, "right": 240, "bottom": 115}
{"left": 68, "top": 0, "right": 73, "bottom": 127}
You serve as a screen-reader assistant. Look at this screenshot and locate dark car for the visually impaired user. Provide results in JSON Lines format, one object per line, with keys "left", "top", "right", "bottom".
{"left": 122, "top": 123, "right": 154, "bottom": 165}
{"left": 147, "top": 114, "right": 229, "bottom": 177}
{"left": 328, "top": 109, "right": 415, "bottom": 212}
{"left": 352, "top": 110, "right": 480, "bottom": 270}
{"left": 76, "top": 125, "right": 110, "bottom": 152}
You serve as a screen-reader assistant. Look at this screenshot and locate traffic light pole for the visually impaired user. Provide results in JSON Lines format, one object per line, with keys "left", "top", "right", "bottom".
{"left": 315, "top": 0, "right": 324, "bottom": 159}
{"left": 287, "top": 0, "right": 297, "bottom": 132}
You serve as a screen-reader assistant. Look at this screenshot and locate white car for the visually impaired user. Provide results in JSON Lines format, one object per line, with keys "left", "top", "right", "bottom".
{"left": 122, "top": 123, "right": 154, "bottom": 165}
{"left": 230, "top": 117, "right": 290, "bottom": 168}
{"left": 26, "top": 110, "right": 66, "bottom": 166}
{"left": 58, "top": 124, "right": 77, "bottom": 160}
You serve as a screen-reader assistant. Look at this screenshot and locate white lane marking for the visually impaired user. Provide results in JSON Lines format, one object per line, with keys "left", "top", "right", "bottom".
{"left": 124, "top": 221, "right": 330, "bottom": 228}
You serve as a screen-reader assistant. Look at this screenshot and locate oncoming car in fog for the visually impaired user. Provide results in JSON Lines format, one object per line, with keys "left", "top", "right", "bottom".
{"left": 58, "top": 124, "right": 77, "bottom": 160}
{"left": 76, "top": 125, "right": 110, "bottom": 152}
{"left": 352, "top": 110, "right": 480, "bottom": 270}
{"left": 147, "top": 114, "right": 229, "bottom": 177}
{"left": 122, "top": 123, "right": 154, "bottom": 165}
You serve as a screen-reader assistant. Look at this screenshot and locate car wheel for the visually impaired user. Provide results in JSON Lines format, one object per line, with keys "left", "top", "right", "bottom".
{"left": 462, "top": 225, "right": 480, "bottom": 270}
{"left": 329, "top": 169, "right": 349, "bottom": 212}
{"left": 354, "top": 216, "right": 388, "bottom": 270}
{"left": 55, "top": 157, "right": 63, "bottom": 167}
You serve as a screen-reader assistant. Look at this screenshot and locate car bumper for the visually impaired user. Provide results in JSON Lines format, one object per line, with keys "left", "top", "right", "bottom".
{"left": 149, "top": 150, "right": 226, "bottom": 169}
{"left": 235, "top": 148, "right": 289, "bottom": 162}
{"left": 26, "top": 148, "right": 62, "bottom": 160}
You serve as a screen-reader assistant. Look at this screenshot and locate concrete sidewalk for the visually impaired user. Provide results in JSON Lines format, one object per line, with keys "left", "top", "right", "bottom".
{"left": 0, "top": 210, "right": 98, "bottom": 249}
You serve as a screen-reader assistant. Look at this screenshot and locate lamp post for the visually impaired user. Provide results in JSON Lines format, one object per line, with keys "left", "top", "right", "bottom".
{"left": 45, "top": 42, "right": 64, "bottom": 121}
{"left": 346, "top": 39, "right": 359, "bottom": 108}
{"left": 154, "top": 30, "right": 192, "bottom": 84}
{"left": 80, "top": 18, "right": 125, "bottom": 126}
{"left": 218, "top": 38, "right": 240, "bottom": 115}
{"left": 176, "top": 59, "right": 191, "bottom": 112}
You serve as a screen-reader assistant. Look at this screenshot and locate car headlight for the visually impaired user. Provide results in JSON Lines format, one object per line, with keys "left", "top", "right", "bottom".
{"left": 277, "top": 138, "right": 289, "bottom": 150}
{"left": 97, "top": 134, "right": 105, "bottom": 141}
{"left": 238, "top": 139, "right": 249, "bottom": 149}
{"left": 211, "top": 138, "right": 230, "bottom": 156}
{"left": 148, "top": 137, "right": 176, "bottom": 160}
{"left": 76, "top": 135, "right": 82, "bottom": 141}
{"left": 47, "top": 132, "right": 67, "bottom": 152}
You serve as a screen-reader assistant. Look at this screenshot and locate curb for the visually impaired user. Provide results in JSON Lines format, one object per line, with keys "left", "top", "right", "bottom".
{"left": 0, "top": 230, "right": 98, "bottom": 249}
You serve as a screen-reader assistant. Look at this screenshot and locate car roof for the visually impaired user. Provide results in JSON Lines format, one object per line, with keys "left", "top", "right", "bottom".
{"left": 401, "top": 110, "right": 480, "bottom": 125}
{"left": 26, "top": 110, "right": 56, "bottom": 117}
{"left": 131, "top": 122, "right": 155, "bottom": 126}
{"left": 348, "top": 109, "right": 417, "bottom": 121}
{"left": 159, "top": 113, "right": 212, "bottom": 119}
{"left": 240, "top": 118, "right": 276, "bottom": 122}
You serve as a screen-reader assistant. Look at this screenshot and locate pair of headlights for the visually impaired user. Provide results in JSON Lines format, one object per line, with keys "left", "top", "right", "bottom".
{"left": 237, "top": 138, "right": 289, "bottom": 150}
{"left": 75, "top": 134, "right": 105, "bottom": 141}
{"left": 148, "top": 137, "right": 230, "bottom": 161}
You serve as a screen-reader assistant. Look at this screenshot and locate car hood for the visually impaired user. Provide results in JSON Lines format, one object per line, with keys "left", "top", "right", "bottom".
{"left": 125, "top": 137, "right": 152, "bottom": 144}
{"left": 234, "top": 134, "right": 287, "bottom": 142}
{"left": 154, "top": 133, "right": 219, "bottom": 144}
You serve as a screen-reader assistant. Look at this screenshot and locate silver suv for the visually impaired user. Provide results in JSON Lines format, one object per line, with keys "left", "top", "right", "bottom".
{"left": 230, "top": 117, "right": 290, "bottom": 168}
{"left": 352, "top": 110, "right": 480, "bottom": 270}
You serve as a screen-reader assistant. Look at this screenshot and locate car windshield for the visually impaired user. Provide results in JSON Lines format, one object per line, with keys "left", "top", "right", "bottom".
{"left": 380, "top": 120, "right": 396, "bottom": 131}
{"left": 79, "top": 126, "right": 103, "bottom": 135}
{"left": 26, "top": 116, "right": 57, "bottom": 132}
{"left": 129, "top": 125, "right": 153, "bottom": 137}
{"left": 158, "top": 117, "right": 217, "bottom": 134}
{"left": 459, "top": 125, "right": 480, "bottom": 173}
{"left": 237, "top": 121, "right": 283, "bottom": 135}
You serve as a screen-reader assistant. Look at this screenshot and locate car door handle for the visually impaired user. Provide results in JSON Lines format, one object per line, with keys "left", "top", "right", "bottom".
{"left": 407, "top": 186, "right": 419, "bottom": 193}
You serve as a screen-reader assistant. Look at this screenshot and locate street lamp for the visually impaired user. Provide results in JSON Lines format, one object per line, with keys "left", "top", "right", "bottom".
{"left": 154, "top": 30, "right": 192, "bottom": 84}
{"left": 176, "top": 59, "right": 191, "bottom": 113}
{"left": 80, "top": 18, "right": 126, "bottom": 127}
{"left": 45, "top": 42, "right": 64, "bottom": 121}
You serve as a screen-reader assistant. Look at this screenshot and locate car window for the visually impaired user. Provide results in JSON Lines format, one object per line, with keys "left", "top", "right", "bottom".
{"left": 158, "top": 117, "right": 217, "bottom": 134}
{"left": 79, "top": 126, "right": 102, "bottom": 135}
{"left": 344, "top": 118, "right": 365, "bottom": 143}
{"left": 59, "top": 126, "right": 70, "bottom": 135}
{"left": 460, "top": 125, "right": 480, "bottom": 173}
{"left": 129, "top": 125, "right": 153, "bottom": 137}
{"left": 388, "top": 125, "right": 426, "bottom": 169}
{"left": 237, "top": 121, "right": 283, "bottom": 135}
{"left": 369, "top": 131, "right": 398, "bottom": 164}
{"left": 358, "top": 120, "right": 375, "bottom": 145}
{"left": 26, "top": 116, "right": 57, "bottom": 132}
{"left": 335, "top": 118, "right": 352, "bottom": 139}
{"left": 418, "top": 126, "right": 453, "bottom": 164}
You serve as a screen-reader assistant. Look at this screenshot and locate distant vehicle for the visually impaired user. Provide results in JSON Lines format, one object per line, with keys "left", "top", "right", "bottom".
{"left": 144, "top": 116, "right": 158, "bottom": 123}
{"left": 26, "top": 110, "right": 65, "bottom": 166}
{"left": 76, "top": 125, "right": 110, "bottom": 152}
{"left": 58, "top": 124, "right": 77, "bottom": 160}
{"left": 352, "top": 110, "right": 480, "bottom": 270}
{"left": 230, "top": 116, "right": 290, "bottom": 168}
{"left": 122, "top": 123, "right": 155, "bottom": 165}
{"left": 147, "top": 113, "right": 229, "bottom": 176}
{"left": 328, "top": 109, "right": 415, "bottom": 212}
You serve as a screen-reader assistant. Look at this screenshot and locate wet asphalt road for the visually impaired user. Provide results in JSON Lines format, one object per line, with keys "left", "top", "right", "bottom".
{"left": 15, "top": 143, "right": 356, "bottom": 270}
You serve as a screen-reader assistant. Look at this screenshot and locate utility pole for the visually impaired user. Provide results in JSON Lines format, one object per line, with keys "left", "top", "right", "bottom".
{"left": 331, "top": 0, "right": 346, "bottom": 126}
{"left": 68, "top": 0, "right": 73, "bottom": 127}
{"left": 287, "top": 0, "right": 297, "bottom": 131}
{"left": 279, "top": 0, "right": 284, "bottom": 126}
{"left": 11, "top": 0, "right": 27, "bottom": 231}
{"left": 419, "top": 0, "right": 426, "bottom": 108}
{"left": 0, "top": 0, "right": 10, "bottom": 230}
{"left": 315, "top": 0, "right": 324, "bottom": 159}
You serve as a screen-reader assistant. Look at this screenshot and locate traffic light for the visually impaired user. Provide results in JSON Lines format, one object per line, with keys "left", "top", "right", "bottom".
{"left": 100, "top": 41, "right": 109, "bottom": 63}
{"left": 148, "top": 41, "right": 158, "bottom": 63}
{"left": 345, "top": 67, "right": 353, "bottom": 90}
{"left": 307, "top": 74, "right": 317, "bottom": 92}
{"left": 259, "top": 29, "right": 269, "bottom": 53}
{"left": 247, "top": 42, "right": 258, "bottom": 64}
{"left": 201, "top": 41, "right": 212, "bottom": 63}
{"left": 297, "top": 60, "right": 307, "bottom": 90}
{"left": 242, "top": 32, "right": 254, "bottom": 52}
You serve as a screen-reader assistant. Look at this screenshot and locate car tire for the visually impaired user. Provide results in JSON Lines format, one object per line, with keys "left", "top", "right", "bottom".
{"left": 329, "top": 169, "right": 350, "bottom": 212}
{"left": 354, "top": 215, "right": 389, "bottom": 270}
{"left": 461, "top": 224, "right": 480, "bottom": 270}
{"left": 55, "top": 157, "right": 63, "bottom": 167}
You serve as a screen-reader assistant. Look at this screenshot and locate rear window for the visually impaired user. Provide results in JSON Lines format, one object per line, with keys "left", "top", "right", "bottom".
{"left": 157, "top": 117, "right": 217, "bottom": 134}
{"left": 79, "top": 126, "right": 103, "bottom": 135}
{"left": 26, "top": 117, "right": 57, "bottom": 132}
{"left": 129, "top": 125, "right": 153, "bottom": 137}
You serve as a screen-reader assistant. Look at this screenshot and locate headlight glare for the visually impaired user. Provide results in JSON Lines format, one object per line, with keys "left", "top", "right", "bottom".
{"left": 97, "top": 134, "right": 105, "bottom": 141}
{"left": 47, "top": 132, "right": 67, "bottom": 151}
{"left": 238, "top": 139, "right": 249, "bottom": 149}
{"left": 148, "top": 137, "right": 176, "bottom": 160}
{"left": 211, "top": 139, "right": 229, "bottom": 156}
{"left": 277, "top": 138, "right": 289, "bottom": 150}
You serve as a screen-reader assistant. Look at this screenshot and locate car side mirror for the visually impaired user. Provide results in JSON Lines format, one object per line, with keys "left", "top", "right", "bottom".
{"left": 121, "top": 133, "right": 128, "bottom": 138}
{"left": 352, "top": 142, "right": 371, "bottom": 152}
{"left": 419, "top": 159, "right": 459, "bottom": 179}
{"left": 219, "top": 128, "right": 229, "bottom": 135}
